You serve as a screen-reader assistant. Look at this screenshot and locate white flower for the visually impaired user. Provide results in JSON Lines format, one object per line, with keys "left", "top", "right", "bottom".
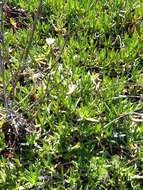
{"left": 66, "top": 83, "right": 77, "bottom": 95}
{"left": 46, "top": 38, "right": 55, "bottom": 45}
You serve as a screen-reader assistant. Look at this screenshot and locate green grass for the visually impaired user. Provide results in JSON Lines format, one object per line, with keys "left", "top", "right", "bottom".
{"left": 1, "top": 0, "right": 143, "bottom": 189}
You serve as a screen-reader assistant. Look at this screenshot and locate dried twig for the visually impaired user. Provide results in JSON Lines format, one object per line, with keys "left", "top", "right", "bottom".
{"left": 21, "top": 0, "right": 43, "bottom": 69}
{"left": 0, "top": 1, "right": 8, "bottom": 110}
{"left": 11, "top": 0, "right": 43, "bottom": 94}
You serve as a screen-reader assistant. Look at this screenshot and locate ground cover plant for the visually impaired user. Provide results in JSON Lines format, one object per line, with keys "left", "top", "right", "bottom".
{"left": 1, "top": 0, "right": 143, "bottom": 189}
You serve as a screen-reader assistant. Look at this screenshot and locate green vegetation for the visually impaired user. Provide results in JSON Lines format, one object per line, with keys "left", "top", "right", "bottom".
{"left": 1, "top": 0, "right": 143, "bottom": 189}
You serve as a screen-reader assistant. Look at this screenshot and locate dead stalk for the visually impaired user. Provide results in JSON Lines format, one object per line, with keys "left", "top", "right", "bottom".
{"left": 21, "top": 0, "right": 43, "bottom": 69}
{"left": 0, "top": 1, "right": 8, "bottom": 111}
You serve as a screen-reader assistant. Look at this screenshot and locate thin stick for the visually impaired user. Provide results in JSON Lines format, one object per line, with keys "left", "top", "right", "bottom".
{"left": 0, "top": 1, "right": 8, "bottom": 110}
{"left": 21, "top": 0, "right": 43, "bottom": 69}
{"left": 11, "top": 0, "right": 43, "bottom": 98}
